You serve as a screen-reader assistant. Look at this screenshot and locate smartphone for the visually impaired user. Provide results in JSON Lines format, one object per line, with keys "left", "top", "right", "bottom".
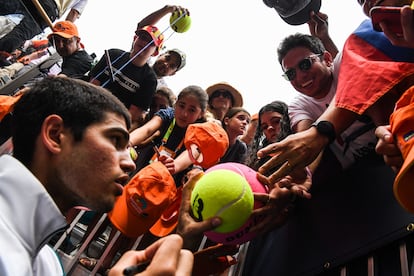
{"left": 370, "top": 6, "right": 413, "bottom": 35}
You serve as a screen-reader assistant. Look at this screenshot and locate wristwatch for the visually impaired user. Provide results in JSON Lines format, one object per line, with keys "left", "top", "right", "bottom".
{"left": 311, "top": 121, "right": 336, "bottom": 143}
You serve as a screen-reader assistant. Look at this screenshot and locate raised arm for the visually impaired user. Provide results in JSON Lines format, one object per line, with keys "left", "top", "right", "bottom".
{"left": 129, "top": 115, "right": 163, "bottom": 147}
{"left": 307, "top": 11, "right": 339, "bottom": 58}
{"left": 258, "top": 98, "right": 358, "bottom": 182}
{"left": 137, "top": 5, "right": 190, "bottom": 29}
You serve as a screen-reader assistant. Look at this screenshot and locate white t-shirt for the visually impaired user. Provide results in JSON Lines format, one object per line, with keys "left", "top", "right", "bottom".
{"left": 288, "top": 52, "right": 377, "bottom": 169}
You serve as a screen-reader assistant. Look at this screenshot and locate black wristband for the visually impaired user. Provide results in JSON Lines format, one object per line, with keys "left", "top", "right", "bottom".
{"left": 311, "top": 120, "right": 336, "bottom": 143}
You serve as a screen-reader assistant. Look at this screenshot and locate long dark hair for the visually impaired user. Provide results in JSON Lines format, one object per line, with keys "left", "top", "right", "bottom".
{"left": 246, "top": 100, "right": 292, "bottom": 171}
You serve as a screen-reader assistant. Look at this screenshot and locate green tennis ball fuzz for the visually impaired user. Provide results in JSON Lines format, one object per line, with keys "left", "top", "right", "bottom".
{"left": 170, "top": 11, "right": 191, "bottom": 33}
{"left": 190, "top": 169, "right": 254, "bottom": 233}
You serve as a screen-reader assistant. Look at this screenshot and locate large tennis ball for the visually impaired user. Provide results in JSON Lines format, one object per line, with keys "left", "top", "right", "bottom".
{"left": 170, "top": 11, "right": 191, "bottom": 33}
{"left": 191, "top": 169, "right": 254, "bottom": 233}
{"left": 204, "top": 163, "right": 269, "bottom": 245}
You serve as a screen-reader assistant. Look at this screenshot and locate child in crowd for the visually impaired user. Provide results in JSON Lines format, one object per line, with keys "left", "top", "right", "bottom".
{"left": 220, "top": 107, "right": 251, "bottom": 163}
{"left": 144, "top": 86, "right": 176, "bottom": 124}
{"left": 130, "top": 84, "right": 207, "bottom": 176}
{"left": 247, "top": 101, "right": 292, "bottom": 171}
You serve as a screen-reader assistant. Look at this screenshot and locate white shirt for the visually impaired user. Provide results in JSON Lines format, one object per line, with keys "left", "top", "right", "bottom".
{"left": 288, "top": 52, "right": 377, "bottom": 169}
{"left": 0, "top": 155, "right": 67, "bottom": 275}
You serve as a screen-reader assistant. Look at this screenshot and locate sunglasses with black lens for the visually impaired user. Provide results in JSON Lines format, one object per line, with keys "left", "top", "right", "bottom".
{"left": 282, "top": 53, "right": 323, "bottom": 81}
{"left": 211, "top": 90, "right": 232, "bottom": 99}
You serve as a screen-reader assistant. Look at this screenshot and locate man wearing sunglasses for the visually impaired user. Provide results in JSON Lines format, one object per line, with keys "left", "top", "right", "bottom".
{"left": 278, "top": 33, "right": 377, "bottom": 172}
{"left": 258, "top": 0, "right": 414, "bottom": 177}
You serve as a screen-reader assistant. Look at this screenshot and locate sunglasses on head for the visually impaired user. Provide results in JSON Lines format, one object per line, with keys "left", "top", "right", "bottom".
{"left": 282, "top": 53, "right": 323, "bottom": 81}
{"left": 211, "top": 90, "right": 232, "bottom": 99}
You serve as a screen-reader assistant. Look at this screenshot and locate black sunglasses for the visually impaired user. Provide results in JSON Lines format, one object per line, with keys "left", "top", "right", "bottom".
{"left": 211, "top": 90, "right": 232, "bottom": 99}
{"left": 282, "top": 54, "right": 323, "bottom": 81}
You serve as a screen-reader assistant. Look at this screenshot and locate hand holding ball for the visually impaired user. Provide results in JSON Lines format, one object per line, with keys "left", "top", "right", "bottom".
{"left": 191, "top": 163, "right": 269, "bottom": 245}
{"left": 190, "top": 169, "right": 254, "bottom": 233}
{"left": 170, "top": 11, "right": 191, "bottom": 33}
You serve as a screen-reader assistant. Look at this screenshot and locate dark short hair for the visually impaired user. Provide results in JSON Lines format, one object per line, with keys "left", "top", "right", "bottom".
{"left": 277, "top": 33, "right": 326, "bottom": 65}
{"left": 12, "top": 77, "right": 131, "bottom": 166}
{"left": 155, "top": 86, "right": 176, "bottom": 107}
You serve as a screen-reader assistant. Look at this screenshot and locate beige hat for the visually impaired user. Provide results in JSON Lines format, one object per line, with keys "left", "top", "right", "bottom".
{"left": 206, "top": 82, "right": 243, "bottom": 107}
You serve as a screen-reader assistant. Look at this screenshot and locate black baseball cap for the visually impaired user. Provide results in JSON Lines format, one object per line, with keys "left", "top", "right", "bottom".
{"left": 263, "top": 0, "right": 321, "bottom": 25}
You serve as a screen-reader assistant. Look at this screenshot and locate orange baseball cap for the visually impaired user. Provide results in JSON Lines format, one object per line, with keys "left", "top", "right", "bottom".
{"left": 390, "top": 85, "right": 414, "bottom": 213}
{"left": 108, "top": 161, "right": 176, "bottom": 238}
{"left": 48, "top": 21, "right": 79, "bottom": 39}
{"left": 149, "top": 186, "right": 183, "bottom": 237}
{"left": 0, "top": 93, "right": 23, "bottom": 121}
{"left": 184, "top": 121, "right": 229, "bottom": 169}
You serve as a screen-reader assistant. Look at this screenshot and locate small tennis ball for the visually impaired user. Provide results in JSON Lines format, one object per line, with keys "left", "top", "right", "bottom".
{"left": 190, "top": 169, "right": 254, "bottom": 233}
{"left": 170, "top": 11, "right": 191, "bottom": 33}
{"left": 129, "top": 147, "right": 138, "bottom": 161}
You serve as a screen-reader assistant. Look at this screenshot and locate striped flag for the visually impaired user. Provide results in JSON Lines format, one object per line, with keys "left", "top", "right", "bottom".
{"left": 335, "top": 19, "right": 414, "bottom": 115}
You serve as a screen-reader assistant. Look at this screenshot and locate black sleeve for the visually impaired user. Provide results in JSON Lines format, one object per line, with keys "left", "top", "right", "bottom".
{"left": 60, "top": 51, "right": 93, "bottom": 79}
{"left": 131, "top": 68, "right": 157, "bottom": 110}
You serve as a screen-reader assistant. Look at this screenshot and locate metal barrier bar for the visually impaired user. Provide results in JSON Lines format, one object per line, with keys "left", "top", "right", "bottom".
{"left": 53, "top": 209, "right": 86, "bottom": 251}
{"left": 399, "top": 242, "right": 409, "bottom": 276}
{"left": 90, "top": 230, "right": 122, "bottom": 275}
{"left": 340, "top": 266, "right": 347, "bottom": 276}
{"left": 66, "top": 213, "right": 108, "bottom": 275}
{"left": 367, "top": 255, "right": 375, "bottom": 276}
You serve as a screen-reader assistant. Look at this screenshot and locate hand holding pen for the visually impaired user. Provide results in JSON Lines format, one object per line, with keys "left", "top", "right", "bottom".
{"left": 107, "top": 234, "right": 193, "bottom": 276}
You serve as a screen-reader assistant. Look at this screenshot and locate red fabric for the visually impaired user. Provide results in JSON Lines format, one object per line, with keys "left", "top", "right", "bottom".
{"left": 0, "top": 94, "right": 23, "bottom": 121}
{"left": 335, "top": 19, "right": 414, "bottom": 115}
{"left": 336, "top": 34, "right": 414, "bottom": 115}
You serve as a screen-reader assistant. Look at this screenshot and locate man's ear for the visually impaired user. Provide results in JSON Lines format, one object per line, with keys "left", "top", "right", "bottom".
{"left": 41, "top": 115, "right": 66, "bottom": 154}
{"left": 322, "top": 50, "right": 333, "bottom": 66}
